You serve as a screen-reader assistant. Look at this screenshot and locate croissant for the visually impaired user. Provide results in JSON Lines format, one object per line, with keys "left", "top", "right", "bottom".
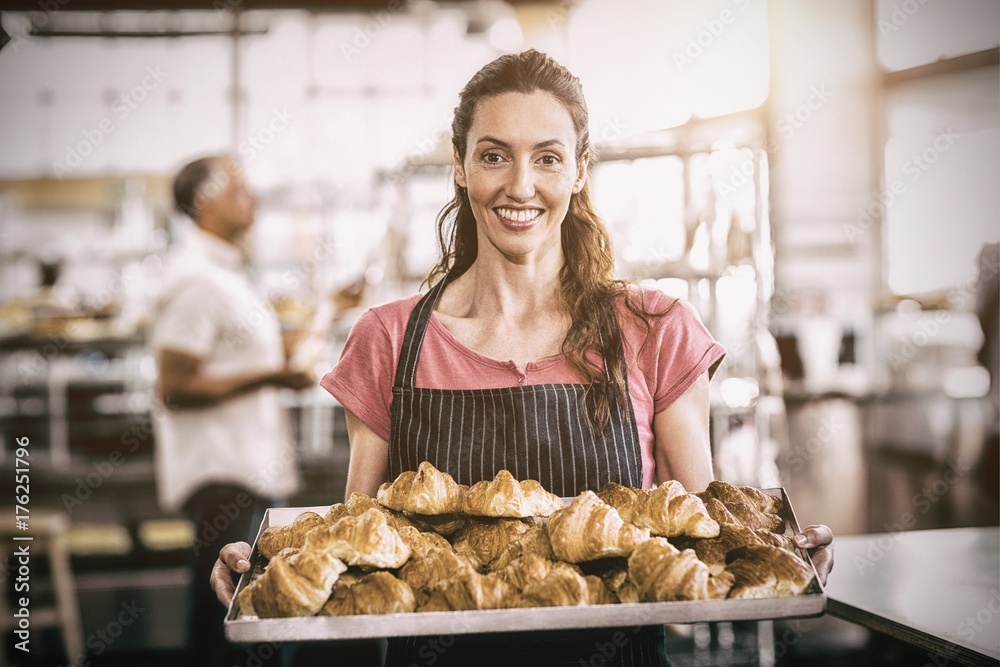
{"left": 548, "top": 491, "right": 649, "bottom": 563}
{"left": 586, "top": 575, "right": 617, "bottom": 605}
{"left": 452, "top": 517, "right": 541, "bottom": 570}
{"left": 320, "top": 571, "right": 416, "bottom": 616}
{"left": 397, "top": 525, "right": 452, "bottom": 560}
{"left": 257, "top": 511, "right": 327, "bottom": 559}
{"left": 725, "top": 545, "right": 815, "bottom": 599}
{"left": 628, "top": 538, "right": 734, "bottom": 602}
{"left": 377, "top": 461, "right": 466, "bottom": 515}
{"left": 619, "top": 480, "right": 720, "bottom": 539}
{"left": 304, "top": 509, "right": 411, "bottom": 569}
{"left": 251, "top": 548, "right": 348, "bottom": 617}
{"left": 596, "top": 482, "right": 640, "bottom": 510}
{"left": 490, "top": 523, "right": 554, "bottom": 571}
{"left": 418, "top": 569, "right": 514, "bottom": 611}
{"left": 698, "top": 481, "right": 783, "bottom": 515}
{"left": 405, "top": 512, "right": 467, "bottom": 537}
{"left": 326, "top": 492, "right": 418, "bottom": 532}
{"left": 494, "top": 552, "right": 554, "bottom": 592}
{"left": 398, "top": 546, "right": 477, "bottom": 593}
{"left": 511, "top": 562, "right": 592, "bottom": 608}
{"left": 689, "top": 523, "right": 767, "bottom": 575}
{"left": 464, "top": 470, "right": 564, "bottom": 518}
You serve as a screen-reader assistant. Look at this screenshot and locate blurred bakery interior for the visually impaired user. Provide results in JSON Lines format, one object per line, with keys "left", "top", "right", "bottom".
{"left": 0, "top": 0, "right": 997, "bottom": 665}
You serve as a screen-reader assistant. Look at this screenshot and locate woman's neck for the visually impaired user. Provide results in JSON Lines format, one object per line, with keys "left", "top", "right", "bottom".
{"left": 442, "top": 246, "right": 565, "bottom": 320}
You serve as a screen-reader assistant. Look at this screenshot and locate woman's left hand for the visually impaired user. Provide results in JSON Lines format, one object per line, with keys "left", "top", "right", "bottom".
{"left": 793, "top": 524, "right": 834, "bottom": 585}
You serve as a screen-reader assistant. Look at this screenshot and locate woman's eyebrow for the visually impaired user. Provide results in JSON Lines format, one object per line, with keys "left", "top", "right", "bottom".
{"left": 475, "top": 137, "right": 567, "bottom": 150}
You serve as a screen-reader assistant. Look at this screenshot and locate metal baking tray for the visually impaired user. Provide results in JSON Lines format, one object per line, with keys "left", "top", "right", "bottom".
{"left": 225, "top": 488, "right": 826, "bottom": 642}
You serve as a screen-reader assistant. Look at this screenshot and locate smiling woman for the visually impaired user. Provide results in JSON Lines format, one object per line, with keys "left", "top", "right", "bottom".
{"left": 212, "top": 48, "right": 835, "bottom": 667}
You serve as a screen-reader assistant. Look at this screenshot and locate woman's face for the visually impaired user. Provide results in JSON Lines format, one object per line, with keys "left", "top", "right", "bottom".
{"left": 455, "top": 90, "right": 588, "bottom": 264}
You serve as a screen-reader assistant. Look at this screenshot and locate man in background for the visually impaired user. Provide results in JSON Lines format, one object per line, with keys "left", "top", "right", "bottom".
{"left": 151, "top": 156, "right": 313, "bottom": 664}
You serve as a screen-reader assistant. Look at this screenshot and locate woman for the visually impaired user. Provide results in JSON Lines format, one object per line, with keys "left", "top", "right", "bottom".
{"left": 212, "top": 49, "right": 834, "bottom": 666}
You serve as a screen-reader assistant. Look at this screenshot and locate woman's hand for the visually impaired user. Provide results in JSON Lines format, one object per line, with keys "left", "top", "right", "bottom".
{"left": 210, "top": 542, "right": 253, "bottom": 607}
{"left": 793, "top": 524, "right": 834, "bottom": 586}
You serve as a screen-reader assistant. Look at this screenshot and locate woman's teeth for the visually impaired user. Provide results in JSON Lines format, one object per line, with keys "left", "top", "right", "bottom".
{"left": 496, "top": 208, "right": 541, "bottom": 223}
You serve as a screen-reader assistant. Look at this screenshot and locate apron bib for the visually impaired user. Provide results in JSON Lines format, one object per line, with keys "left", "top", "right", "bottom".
{"left": 383, "top": 277, "right": 668, "bottom": 667}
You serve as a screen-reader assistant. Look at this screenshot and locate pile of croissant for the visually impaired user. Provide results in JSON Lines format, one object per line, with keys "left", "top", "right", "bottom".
{"left": 237, "top": 462, "right": 817, "bottom": 618}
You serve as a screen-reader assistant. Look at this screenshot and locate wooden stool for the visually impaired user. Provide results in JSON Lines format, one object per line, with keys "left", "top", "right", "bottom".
{"left": 0, "top": 509, "right": 84, "bottom": 664}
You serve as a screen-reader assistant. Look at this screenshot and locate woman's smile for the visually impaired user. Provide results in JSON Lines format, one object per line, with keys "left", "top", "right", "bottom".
{"left": 455, "top": 90, "right": 588, "bottom": 262}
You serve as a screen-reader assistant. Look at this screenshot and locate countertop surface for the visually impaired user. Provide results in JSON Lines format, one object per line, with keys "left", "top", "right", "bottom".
{"left": 825, "top": 526, "right": 1000, "bottom": 666}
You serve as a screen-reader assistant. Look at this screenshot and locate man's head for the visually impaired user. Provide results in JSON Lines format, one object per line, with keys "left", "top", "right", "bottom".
{"left": 172, "top": 157, "right": 258, "bottom": 242}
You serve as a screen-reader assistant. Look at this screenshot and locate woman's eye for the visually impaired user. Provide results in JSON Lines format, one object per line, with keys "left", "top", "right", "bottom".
{"left": 482, "top": 152, "right": 504, "bottom": 165}
{"left": 539, "top": 154, "right": 561, "bottom": 165}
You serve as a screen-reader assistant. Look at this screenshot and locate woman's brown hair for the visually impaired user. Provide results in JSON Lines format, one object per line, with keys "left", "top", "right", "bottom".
{"left": 429, "top": 49, "right": 660, "bottom": 433}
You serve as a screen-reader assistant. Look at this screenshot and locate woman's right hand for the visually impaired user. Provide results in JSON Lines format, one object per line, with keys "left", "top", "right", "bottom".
{"left": 210, "top": 541, "right": 253, "bottom": 607}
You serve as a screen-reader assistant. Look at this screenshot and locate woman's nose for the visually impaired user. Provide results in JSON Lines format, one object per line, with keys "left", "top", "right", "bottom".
{"left": 506, "top": 159, "right": 535, "bottom": 201}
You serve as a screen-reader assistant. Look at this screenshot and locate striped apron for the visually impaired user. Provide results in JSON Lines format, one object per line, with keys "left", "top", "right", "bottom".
{"left": 383, "top": 278, "right": 669, "bottom": 667}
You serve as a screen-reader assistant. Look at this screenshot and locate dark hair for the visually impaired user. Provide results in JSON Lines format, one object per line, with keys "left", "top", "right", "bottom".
{"left": 429, "top": 49, "right": 660, "bottom": 433}
{"left": 172, "top": 156, "right": 223, "bottom": 219}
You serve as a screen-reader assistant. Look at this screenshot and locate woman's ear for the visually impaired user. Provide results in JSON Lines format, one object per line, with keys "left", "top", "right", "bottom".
{"left": 453, "top": 147, "right": 467, "bottom": 189}
{"left": 572, "top": 151, "right": 590, "bottom": 194}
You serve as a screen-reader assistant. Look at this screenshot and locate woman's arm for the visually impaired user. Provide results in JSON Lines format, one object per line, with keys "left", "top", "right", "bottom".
{"left": 652, "top": 371, "right": 714, "bottom": 492}
{"left": 344, "top": 410, "right": 390, "bottom": 499}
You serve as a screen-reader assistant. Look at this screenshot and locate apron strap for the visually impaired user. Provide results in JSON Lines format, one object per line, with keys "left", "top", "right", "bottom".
{"left": 393, "top": 277, "right": 450, "bottom": 389}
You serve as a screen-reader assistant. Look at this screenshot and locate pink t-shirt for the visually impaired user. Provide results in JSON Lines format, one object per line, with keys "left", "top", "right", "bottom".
{"left": 320, "top": 288, "right": 725, "bottom": 488}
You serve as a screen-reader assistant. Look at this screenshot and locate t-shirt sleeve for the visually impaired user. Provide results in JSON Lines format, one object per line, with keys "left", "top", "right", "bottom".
{"left": 149, "top": 276, "right": 220, "bottom": 359}
{"left": 640, "top": 291, "right": 726, "bottom": 413}
{"left": 320, "top": 308, "right": 398, "bottom": 443}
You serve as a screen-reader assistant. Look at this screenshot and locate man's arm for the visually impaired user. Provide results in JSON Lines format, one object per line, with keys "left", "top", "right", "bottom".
{"left": 652, "top": 371, "right": 714, "bottom": 492}
{"left": 157, "top": 348, "right": 313, "bottom": 409}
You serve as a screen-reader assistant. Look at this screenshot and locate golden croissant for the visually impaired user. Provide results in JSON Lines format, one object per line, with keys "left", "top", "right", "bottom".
{"left": 418, "top": 569, "right": 514, "bottom": 612}
{"left": 619, "top": 480, "right": 720, "bottom": 539}
{"left": 494, "top": 552, "right": 554, "bottom": 592}
{"left": 305, "top": 509, "right": 411, "bottom": 569}
{"left": 586, "top": 575, "right": 618, "bottom": 605}
{"left": 689, "top": 522, "right": 768, "bottom": 575}
{"left": 398, "top": 546, "right": 477, "bottom": 593}
{"left": 452, "top": 517, "right": 541, "bottom": 570}
{"left": 698, "top": 481, "right": 783, "bottom": 515}
{"left": 548, "top": 491, "right": 649, "bottom": 563}
{"left": 327, "top": 492, "right": 418, "bottom": 532}
{"left": 464, "top": 470, "right": 564, "bottom": 518}
{"left": 628, "top": 538, "right": 734, "bottom": 602}
{"left": 724, "top": 545, "right": 815, "bottom": 599}
{"left": 377, "top": 461, "right": 465, "bottom": 515}
{"left": 320, "top": 571, "right": 416, "bottom": 616}
{"left": 704, "top": 497, "right": 785, "bottom": 537}
{"left": 257, "top": 511, "right": 327, "bottom": 560}
{"left": 249, "top": 548, "right": 348, "bottom": 617}
{"left": 405, "top": 511, "right": 467, "bottom": 537}
{"left": 490, "top": 523, "right": 554, "bottom": 571}
{"left": 512, "top": 562, "right": 592, "bottom": 608}
{"left": 397, "top": 525, "right": 452, "bottom": 560}
{"left": 596, "top": 482, "right": 640, "bottom": 510}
